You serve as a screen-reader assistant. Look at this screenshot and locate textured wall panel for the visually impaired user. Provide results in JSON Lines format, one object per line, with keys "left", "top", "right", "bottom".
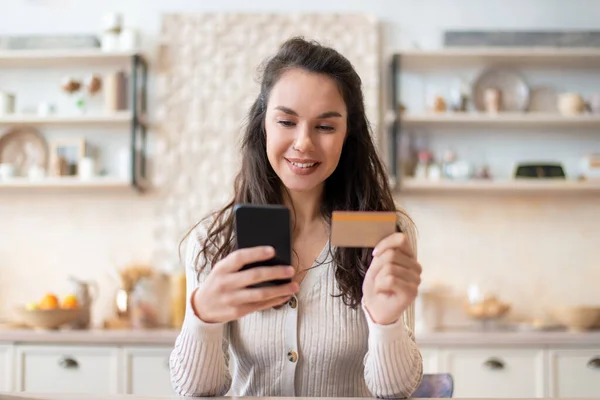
{"left": 154, "top": 13, "right": 380, "bottom": 271}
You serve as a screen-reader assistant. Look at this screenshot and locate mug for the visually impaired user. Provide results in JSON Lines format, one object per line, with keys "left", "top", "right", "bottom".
{"left": 558, "top": 93, "right": 585, "bottom": 115}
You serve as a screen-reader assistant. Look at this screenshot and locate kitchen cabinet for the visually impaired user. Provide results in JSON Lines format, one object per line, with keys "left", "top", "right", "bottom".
{"left": 15, "top": 345, "right": 119, "bottom": 394}
{"left": 420, "top": 347, "right": 439, "bottom": 374}
{"left": 439, "top": 347, "right": 546, "bottom": 398}
{"left": 0, "top": 345, "right": 13, "bottom": 392}
{"left": 548, "top": 348, "right": 600, "bottom": 398}
{"left": 122, "top": 346, "right": 173, "bottom": 396}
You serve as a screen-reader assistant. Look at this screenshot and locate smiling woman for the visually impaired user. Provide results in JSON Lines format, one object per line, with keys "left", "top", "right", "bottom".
{"left": 170, "top": 37, "right": 423, "bottom": 398}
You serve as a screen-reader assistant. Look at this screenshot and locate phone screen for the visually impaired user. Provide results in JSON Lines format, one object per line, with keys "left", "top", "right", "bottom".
{"left": 234, "top": 204, "right": 292, "bottom": 287}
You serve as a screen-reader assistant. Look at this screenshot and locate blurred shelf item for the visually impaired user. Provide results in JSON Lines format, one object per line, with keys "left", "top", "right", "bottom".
{"left": 398, "top": 178, "right": 600, "bottom": 194}
{"left": 394, "top": 47, "right": 600, "bottom": 68}
{"left": 0, "top": 49, "right": 144, "bottom": 67}
{"left": 400, "top": 112, "right": 600, "bottom": 128}
{"left": 0, "top": 177, "right": 132, "bottom": 190}
{"left": 0, "top": 111, "right": 137, "bottom": 127}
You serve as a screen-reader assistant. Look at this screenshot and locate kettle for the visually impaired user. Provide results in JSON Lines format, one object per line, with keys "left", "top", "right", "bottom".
{"left": 68, "top": 276, "right": 99, "bottom": 329}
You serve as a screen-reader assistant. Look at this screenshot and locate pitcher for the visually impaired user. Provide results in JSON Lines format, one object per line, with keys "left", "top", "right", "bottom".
{"left": 68, "top": 276, "right": 99, "bottom": 329}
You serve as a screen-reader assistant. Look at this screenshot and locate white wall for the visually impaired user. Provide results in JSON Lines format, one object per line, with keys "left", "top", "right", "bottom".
{"left": 2, "top": 0, "right": 600, "bottom": 326}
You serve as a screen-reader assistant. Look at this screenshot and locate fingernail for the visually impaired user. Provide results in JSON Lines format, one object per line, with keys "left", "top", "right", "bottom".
{"left": 266, "top": 246, "right": 275, "bottom": 255}
{"left": 286, "top": 266, "right": 295, "bottom": 275}
{"left": 372, "top": 248, "right": 379, "bottom": 256}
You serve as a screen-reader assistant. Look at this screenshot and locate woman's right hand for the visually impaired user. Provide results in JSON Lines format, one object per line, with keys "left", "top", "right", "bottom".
{"left": 192, "top": 246, "right": 299, "bottom": 324}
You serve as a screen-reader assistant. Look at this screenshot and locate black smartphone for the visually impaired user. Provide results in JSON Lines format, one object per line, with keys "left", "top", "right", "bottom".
{"left": 234, "top": 204, "right": 292, "bottom": 287}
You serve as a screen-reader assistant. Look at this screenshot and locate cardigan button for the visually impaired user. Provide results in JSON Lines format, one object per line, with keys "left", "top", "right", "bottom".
{"left": 288, "top": 296, "right": 297, "bottom": 309}
{"left": 287, "top": 350, "right": 298, "bottom": 363}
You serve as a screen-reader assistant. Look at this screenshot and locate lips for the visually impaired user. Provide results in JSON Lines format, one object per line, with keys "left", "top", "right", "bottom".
{"left": 284, "top": 158, "right": 321, "bottom": 175}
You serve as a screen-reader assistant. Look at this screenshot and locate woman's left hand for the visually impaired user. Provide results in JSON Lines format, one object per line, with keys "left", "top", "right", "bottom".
{"left": 362, "top": 232, "right": 422, "bottom": 325}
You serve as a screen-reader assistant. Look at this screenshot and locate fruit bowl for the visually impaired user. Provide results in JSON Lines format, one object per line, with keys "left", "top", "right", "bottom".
{"left": 14, "top": 307, "right": 81, "bottom": 330}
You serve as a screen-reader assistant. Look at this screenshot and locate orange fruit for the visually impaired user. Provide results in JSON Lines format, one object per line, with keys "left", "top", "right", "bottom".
{"left": 39, "top": 293, "right": 59, "bottom": 310}
{"left": 61, "top": 294, "right": 79, "bottom": 309}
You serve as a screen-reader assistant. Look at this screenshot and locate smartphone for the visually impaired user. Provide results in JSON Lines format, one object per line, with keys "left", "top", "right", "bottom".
{"left": 234, "top": 204, "right": 292, "bottom": 287}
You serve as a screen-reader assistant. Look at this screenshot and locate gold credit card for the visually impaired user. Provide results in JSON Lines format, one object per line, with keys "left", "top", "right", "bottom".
{"left": 330, "top": 211, "right": 397, "bottom": 248}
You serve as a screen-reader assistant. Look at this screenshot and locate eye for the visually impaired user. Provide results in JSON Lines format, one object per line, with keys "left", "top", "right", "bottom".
{"left": 277, "top": 120, "right": 296, "bottom": 128}
{"left": 317, "top": 125, "right": 335, "bottom": 132}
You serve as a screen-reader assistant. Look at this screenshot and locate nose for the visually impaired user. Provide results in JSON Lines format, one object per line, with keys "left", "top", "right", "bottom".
{"left": 292, "top": 124, "right": 315, "bottom": 153}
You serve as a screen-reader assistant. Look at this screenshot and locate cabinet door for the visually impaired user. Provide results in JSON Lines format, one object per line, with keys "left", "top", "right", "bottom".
{"left": 0, "top": 345, "right": 13, "bottom": 392}
{"left": 16, "top": 345, "right": 119, "bottom": 394}
{"left": 441, "top": 347, "right": 546, "bottom": 398}
{"left": 123, "top": 346, "right": 174, "bottom": 396}
{"left": 419, "top": 346, "right": 439, "bottom": 374}
{"left": 549, "top": 348, "right": 600, "bottom": 398}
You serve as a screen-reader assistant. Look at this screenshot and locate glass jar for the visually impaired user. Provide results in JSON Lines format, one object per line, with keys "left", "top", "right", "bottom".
{"left": 130, "top": 277, "right": 160, "bottom": 329}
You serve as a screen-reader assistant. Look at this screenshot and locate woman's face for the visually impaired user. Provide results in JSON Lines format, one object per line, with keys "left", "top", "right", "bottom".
{"left": 265, "top": 68, "right": 348, "bottom": 194}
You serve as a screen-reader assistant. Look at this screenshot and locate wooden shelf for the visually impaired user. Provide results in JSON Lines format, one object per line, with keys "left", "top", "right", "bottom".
{"left": 400, "top": 112, "right": 600, "bottom": 128}
{"left": 0, "top": 49, "right": 143, "bottom": 67}
{"left": 0, "top": 177, "right": 132, "bottom": 190}
{"left": 398, "top": 178, "right": 600, "bottom": 194}
{"left": 0, "top": 111, "right": 135, "bottom": 127}
{"left": 395, "top": 47, "right": 600, "bottom": 68}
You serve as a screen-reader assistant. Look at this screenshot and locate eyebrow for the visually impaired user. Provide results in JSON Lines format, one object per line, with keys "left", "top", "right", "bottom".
{"left": 274, "top": 106, "right": 343, "bottom": 119}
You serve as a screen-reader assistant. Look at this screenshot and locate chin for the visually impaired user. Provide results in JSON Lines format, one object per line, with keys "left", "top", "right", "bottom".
{"left": 280, "top": 175, "right": 324, "bottom": 193}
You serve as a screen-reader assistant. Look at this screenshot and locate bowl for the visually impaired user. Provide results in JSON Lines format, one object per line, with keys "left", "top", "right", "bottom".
{"left": 552, "top": 306, "right": 600, "bottom": 332}
{"left": 14, "top": 307, "right": 80, "bottom": 330}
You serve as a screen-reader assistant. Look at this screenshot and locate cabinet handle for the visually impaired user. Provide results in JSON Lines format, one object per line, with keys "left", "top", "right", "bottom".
{"left": 483, "top": 358, "right": 505, "bottom": 370}
{"left": 58, "top": 357, "right": 79, "bottom": 369}
{"left": 587, "top": 357, "right": 600, "bottom": 370}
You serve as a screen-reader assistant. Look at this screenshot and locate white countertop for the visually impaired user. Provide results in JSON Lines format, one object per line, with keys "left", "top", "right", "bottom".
{"left": 1, "top": 396, "right": 587, "bottom": 400}
{"left": 0, "top": 327, "right": 599, "bottom": 346}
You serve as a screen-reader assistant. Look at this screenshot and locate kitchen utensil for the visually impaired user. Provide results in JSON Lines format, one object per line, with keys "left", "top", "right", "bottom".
{"left": 558, "top": 93, "right": 586, "bottom": 115}
{"left": 14, "top": 307, "right": 80, "bottom": 330}
{"left": 552, "top": 306, "right": 600, "bottom": 332}
{"left": 472, "top": 68, "right": 530, "bottom": 112}
{"left": 0, "top": 127, "right": 48, "bottom": 177}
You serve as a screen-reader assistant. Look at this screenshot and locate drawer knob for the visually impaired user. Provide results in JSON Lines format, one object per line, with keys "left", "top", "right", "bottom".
{"left": 58, "top": 357, "right": 79, "bottom": 369}
{"left": 483, "top": 358, "right": 505, "bottom": 370}
{"left": 587, "top": 357, "right": 600, "bottom": 370}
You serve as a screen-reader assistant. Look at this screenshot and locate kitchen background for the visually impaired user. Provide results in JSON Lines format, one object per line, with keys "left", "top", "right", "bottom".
{"left": 1, "top": 0, "right": 600, "bottom": 333}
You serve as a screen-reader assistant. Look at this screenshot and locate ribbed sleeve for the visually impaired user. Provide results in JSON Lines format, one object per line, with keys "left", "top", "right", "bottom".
{"left": 169, "top": 228, "right": 232, "bottom": 397}
{"left": 362, "top": 303, "right": 423, "bottom": 398}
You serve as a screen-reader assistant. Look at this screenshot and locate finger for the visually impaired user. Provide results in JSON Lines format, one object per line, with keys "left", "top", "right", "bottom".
{"left": 229, "top": 281, "right": 299, "bottom": 305}
{"left": 237, "top": 294, "right": 295, "bottom": 316}
{"left": 377, "top": 262, "right": 421, "bottom": 285}
{"left": 372, "top": 232, "right": 414, "bottom": 258}
{"left": 377, "top": 276, "right": 418, "bottom": 298}
{"left": 215, "top": 246, "right": 275, "bottom": 273}
{"left": 377, "top": 249, "right": 422, "bottom": 274}
{"left": 230, "top": 265, "right": 295, "bottom": 289}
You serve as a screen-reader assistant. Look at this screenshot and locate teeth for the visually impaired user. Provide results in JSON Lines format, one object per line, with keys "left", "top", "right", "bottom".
{"left": 290, "top": 161, "right": 317, "bottom": 168}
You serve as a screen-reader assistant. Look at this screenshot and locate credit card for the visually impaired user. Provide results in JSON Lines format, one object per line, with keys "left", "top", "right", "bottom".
{"left": 330, "top": 211, "right": 397, "bottom": 248}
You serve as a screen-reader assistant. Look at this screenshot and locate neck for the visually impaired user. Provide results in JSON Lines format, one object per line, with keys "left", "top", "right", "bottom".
{"left": 283, "top": 185, "right": 324, "bottom": 233}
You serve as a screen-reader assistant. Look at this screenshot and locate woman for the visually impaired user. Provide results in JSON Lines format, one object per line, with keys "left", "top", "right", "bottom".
{"left": 170, "top": 37, "right": 423, "bottom": 398}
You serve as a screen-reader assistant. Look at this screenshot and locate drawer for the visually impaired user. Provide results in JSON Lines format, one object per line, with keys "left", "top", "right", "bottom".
{"left": 123, "top": 346, "right": 173, "bottom": 396}
{"left": 16, "top": 345, "right": 118, "bottom": 394}
{"left": 549, "top": 348, "right": 600, "bottom": 398}
{"left": 440, "top": 347, "right": 545, "bottom": 398}
{"left": 0, "top": 345, "right": 13, "bottom": 391}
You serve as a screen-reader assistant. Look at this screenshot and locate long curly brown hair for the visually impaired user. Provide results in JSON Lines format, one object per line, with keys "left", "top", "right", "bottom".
{"left": 183, "top": 37, "right": 414, "bottom": 308}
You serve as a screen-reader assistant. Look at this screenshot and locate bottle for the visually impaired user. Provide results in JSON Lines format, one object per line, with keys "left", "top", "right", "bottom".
{"left": 170, "top": 270, "right": 187, "bottom": 328}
